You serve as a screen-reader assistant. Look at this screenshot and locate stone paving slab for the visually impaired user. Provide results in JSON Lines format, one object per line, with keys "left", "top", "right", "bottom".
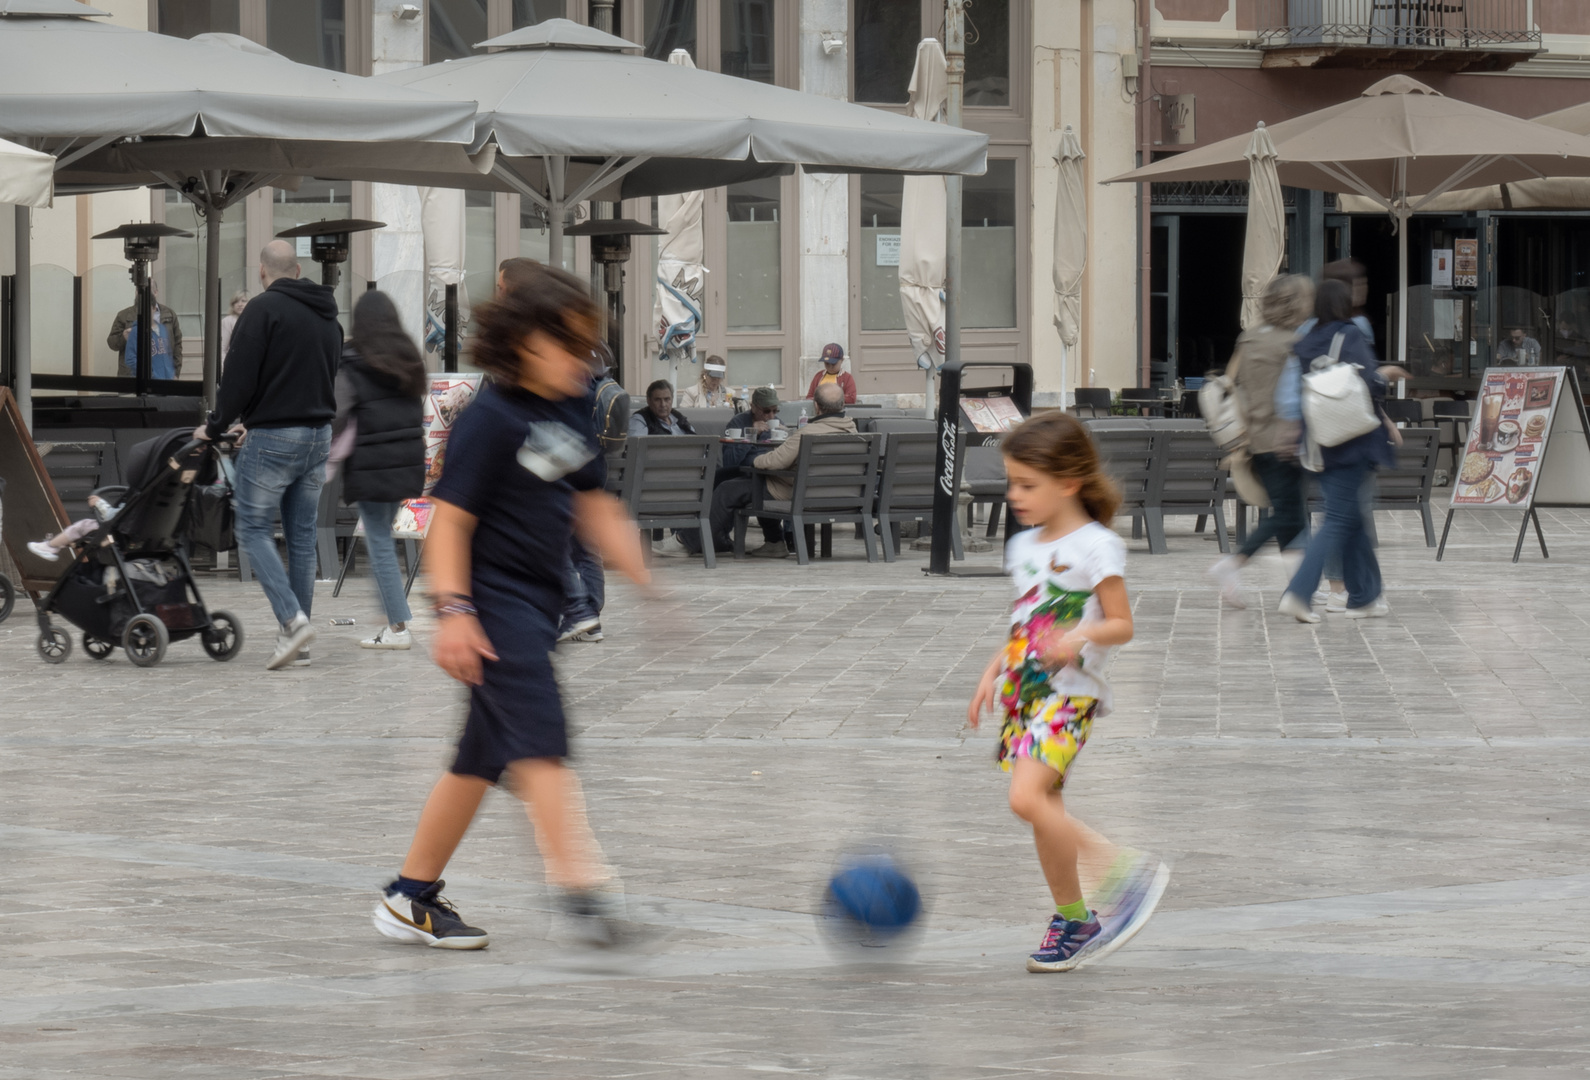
{"left": 1, "top": 508, "right": 1588, "bottom": 1076}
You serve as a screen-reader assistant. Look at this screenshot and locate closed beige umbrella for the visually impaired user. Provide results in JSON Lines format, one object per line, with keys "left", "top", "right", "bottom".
{"left": 1052, "top": 126, "right": 1085, "bottom": 403}
{"left": 899, "top": 39, "right": 947, "bottom": 415}
{"left": 1240, "top": 123, "right": 1284, "bottom": 331}
{"left": 653, "top": 48, "right": 708, "bottom": 388}
{"left": 1106, "top": 76, "right": 1590, "bottom": 368}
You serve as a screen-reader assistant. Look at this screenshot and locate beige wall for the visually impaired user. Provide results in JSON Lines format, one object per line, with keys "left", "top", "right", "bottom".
{"left": 1030, "top": 0, "right": 1142, "bottom": 399}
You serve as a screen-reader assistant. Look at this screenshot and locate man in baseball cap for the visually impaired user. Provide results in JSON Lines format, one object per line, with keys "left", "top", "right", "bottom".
{"left": 805, "top": 342, "right": 857, "bottom": 404}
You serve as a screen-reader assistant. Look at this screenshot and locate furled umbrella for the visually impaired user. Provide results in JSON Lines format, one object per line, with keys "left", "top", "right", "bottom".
{"left": 1052, "top": 126, "right": 1087, "bottom": 404}
{"left": 652, "top": 48, "right": 708, "bottom": 388}
{"left": 1104, "top": 76, "right": 1590, "bottom": 369}
{"left": 1239, "top": 123, "right": 1284, "bottom": 331}
{"left": 4, "top": 5, "right": 478, "bottom": 414}
{"left": 899, "top": 38, "right": 948, "bottom": 416}
{"left": 0, "top": 136, "right": 52, "bottom": 208}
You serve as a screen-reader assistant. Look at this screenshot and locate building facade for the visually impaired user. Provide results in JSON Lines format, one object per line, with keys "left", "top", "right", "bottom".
{"left": 12, "top": 2, "right": 1584, "bottom": 405}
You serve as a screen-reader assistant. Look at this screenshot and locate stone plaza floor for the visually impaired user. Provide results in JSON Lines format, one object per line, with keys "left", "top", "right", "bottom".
{"left": 2, "top": 504, "right": 1589, "bottom": 1078}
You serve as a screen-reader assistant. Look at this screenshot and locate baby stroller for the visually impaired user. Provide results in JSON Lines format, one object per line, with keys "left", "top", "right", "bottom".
{"left": 33, "top": 428, "right": 243, "bottom": 667}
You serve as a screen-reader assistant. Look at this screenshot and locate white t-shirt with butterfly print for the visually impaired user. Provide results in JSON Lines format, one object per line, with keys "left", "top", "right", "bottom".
{"left": 1003, "top": 521, "right": 1128, "bottom": 717}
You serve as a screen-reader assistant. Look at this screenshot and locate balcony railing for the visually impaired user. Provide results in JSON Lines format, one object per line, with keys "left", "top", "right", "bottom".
{"left": 1258, "top": 1, "right": 1540, "bottom": 53}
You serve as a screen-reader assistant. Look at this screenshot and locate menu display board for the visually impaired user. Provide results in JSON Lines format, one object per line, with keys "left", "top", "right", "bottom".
{"left": 392, "top": 374, "right": 482, "bottom": 539}
{"left": 959, "top": 395, "right": 1025, "bottom": 434}
{"left": 1439, "top": 367, "right": 1590, "bottom": 562}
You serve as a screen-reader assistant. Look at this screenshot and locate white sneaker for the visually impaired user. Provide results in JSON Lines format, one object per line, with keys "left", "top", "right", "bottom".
{"left": 361, "top": 626, "right": 413, "bottom": 650}
{"left": 1325, "top": 591, "right": 1348, "bottom": 613}
{"left": 1277, "top": 592, "right": 1321, "bottom": 624}
{"left": 292, "top": 650, "right": 312, "bottom": 668}
{"left": 1206, "top": 556, "right": 1246, "bottom": 608}
{"left": 267, "top": 612, "right": 316, "bottom": 670}
{"left": 1311, "top": 589, "right": 1330, "bottom": 605}
{"left": 26, "top": 540, "right": 60, "bottom": 562}
{"left": 651, "top": 535, "right": 693, "bottom": 558}
{"left": 1344, "top": 599, "right": 1390, "bottom": 620}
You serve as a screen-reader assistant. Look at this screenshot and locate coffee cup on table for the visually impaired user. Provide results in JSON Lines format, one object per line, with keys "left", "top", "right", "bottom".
{"left": 725, "top": 428, "right": 743, "bottom": 440}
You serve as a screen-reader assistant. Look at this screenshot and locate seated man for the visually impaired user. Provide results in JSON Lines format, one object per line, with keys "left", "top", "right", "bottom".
{"left": 727, "top": 386, "right": 784, "bottom": 448}
{"left": 1496, "top": 326, "right": 1542, "bottom": 367}
{"left": 630, "top": 379, "right": 696, "bottom": 436}
{"left": 709, "top": 383, "right": 856, "bottom": 559}
{"left": 668, "top": 387, "right": 785, "bottom": 559}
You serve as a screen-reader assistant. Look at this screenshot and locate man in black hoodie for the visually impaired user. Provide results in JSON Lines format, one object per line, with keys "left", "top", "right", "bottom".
{"left": 198, "top": 240, "right": 342, "bottom": 670}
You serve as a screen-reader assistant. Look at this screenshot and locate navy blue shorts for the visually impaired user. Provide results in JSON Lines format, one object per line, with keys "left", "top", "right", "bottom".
{"left": 451, "top": 601, "right": 568, "bottom": 783}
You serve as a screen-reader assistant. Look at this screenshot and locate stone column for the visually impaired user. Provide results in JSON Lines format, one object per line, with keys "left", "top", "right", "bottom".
{"left": 797, "top": 0, "right": 849, "bottom": 391}
{"left": 370, "top": 0, "right": 427, "bottom": 352}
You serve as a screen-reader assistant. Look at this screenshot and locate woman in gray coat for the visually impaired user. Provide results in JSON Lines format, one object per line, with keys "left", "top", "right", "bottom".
{"left": 1207, "top": 274, "right": 1315, "bottom": 607}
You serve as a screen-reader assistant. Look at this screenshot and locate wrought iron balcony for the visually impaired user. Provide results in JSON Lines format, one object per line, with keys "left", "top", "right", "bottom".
{"left": 1257, "top": 1, "right": 1541, "bottom": 72}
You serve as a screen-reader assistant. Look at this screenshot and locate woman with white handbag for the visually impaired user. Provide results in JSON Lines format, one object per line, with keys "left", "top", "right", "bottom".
{"left": 1277, "top": 279, "right": 1407, "bottom": 624}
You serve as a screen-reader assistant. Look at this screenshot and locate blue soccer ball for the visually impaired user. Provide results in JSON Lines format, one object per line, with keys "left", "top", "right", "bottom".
{"left": 824, "top": 855, "right": 922, "bottom": 941}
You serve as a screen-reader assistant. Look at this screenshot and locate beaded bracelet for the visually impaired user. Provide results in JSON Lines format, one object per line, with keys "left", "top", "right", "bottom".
{"left": 433, "top": 597, "right": 478, "bottom": 618}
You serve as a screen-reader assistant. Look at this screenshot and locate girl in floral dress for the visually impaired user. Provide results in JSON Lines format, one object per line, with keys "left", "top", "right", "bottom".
{"left": 968, "top": 412, "right": 1170, "bottom": 972}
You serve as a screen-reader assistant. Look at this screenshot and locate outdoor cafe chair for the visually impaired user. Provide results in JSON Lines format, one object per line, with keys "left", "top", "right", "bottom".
{"left": 874, "top": 431, "right": 937, "bottom": 562}
{"left": 1159, "top": 427, "right": 1231, "bottom": 553}
{"left": 1374, "top": 427, "right": 1441, "bottom": 547}
{"left": 1431, "top": 398, "right": 1471, "bottom": 473}
{"left": 1092, "top": 427, "right": 1167, "bottom": 553}
{"left": 735, "top": 433, "right": 881, "bottom": 565}
{"left": 622, "top": 435, "right": 720, "bottom": 568}
{"left": 1381, "top": 398, "right": 1425, "bottom": 428}
{"left": 1119, "top": 387, "right": 1177, "bottom": 418}
{"left": 1073, "top": 387, "right": 1112, "bottom": 418}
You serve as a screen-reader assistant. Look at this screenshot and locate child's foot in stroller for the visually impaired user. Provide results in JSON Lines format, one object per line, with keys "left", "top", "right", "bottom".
{"left": 267, "top": 612, "right": 316, "bottom": 670}
{"left": 26, "top": 541, "right": 60, "bottom": 562}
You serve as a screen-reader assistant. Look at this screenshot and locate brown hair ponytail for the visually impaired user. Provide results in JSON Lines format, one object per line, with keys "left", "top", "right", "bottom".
{"left": 1000, "top": 412, "right": 1122, "bottom": 526}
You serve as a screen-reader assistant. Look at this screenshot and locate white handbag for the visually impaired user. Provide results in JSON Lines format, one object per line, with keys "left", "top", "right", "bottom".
{"left": 1199, "top": 347, "right": 1247, "bottom": 452}
{"left": 1301, "top": 332, "right": 1380, "bottom": 448}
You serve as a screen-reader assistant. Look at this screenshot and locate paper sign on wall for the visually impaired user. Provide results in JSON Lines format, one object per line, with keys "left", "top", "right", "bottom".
{"left": 1439, "top": 367, "right": 1590, "bottom": 562}
{"left": 1454, "top": 238, "right": 1479, "bottom": 289}
{"left": 875, "top": 233, "right": 900, "bottom": 267}
{"left": 1432, "top": 249, "right": 1453, "bottom": 290}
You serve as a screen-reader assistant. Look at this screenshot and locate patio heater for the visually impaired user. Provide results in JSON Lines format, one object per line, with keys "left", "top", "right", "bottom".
{"left": 275, "top": 219, "right": 386, "bottom": 291}
{"left": 91, "top": 223, "right": 194, "bottom": 399}
{"left": 564, "top": 218, "right": 666, "bottom": 385}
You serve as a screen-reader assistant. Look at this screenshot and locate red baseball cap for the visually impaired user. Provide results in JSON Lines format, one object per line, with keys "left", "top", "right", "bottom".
{"left": 820, "top": 343, "right": 845, "bottom": 362}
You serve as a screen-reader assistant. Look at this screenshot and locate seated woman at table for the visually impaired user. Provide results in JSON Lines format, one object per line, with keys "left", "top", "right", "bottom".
{"left": 677, "top": 356, "right": 731, "bottom": 407}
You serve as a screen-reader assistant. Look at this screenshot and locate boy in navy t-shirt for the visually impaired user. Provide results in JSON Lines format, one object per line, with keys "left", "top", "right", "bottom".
{"left": 372, "top": 264, "right": 649, "bottom": 950}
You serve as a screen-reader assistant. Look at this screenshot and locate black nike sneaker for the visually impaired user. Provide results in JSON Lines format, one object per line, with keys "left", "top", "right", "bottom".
{"left": 372, "top": 880, "right": 490, "bottom": 950}
{"left": 561, "top": 889, "right": 625, "bottom": 949}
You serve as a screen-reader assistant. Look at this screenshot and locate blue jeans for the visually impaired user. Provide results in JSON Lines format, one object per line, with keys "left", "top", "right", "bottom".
{"left": 1322, "top": 471, "right": 1378, "bottom": 582}
{"left": 1286, "top": 463, "right": 1382, "bottom": 610}
{"left": 233, "top": 425, "right": 331, "bottom": 627}
{"left": 358, "top": 501, "right": 413, "bottom": 626}
{"left": 561, "top": 536, "right": 603, "bottom": 629}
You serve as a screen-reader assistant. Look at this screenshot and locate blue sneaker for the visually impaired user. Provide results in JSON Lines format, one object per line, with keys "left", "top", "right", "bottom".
{"left": 1026, "top": 912, "right": 1104, "bottom": 972}
{"left": 1091, "top": 858, "right": 1170, "bottom": 963}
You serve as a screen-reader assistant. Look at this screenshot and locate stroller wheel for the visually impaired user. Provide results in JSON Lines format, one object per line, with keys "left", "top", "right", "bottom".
{"left": 0, "top": 573, "right": 14, "bottom": 624}
{"left": 123, "top": 613, "right": 169, "bottom": 668}
{"left": 37, "top": 625, "right": 72, "bottom": 664}
{"left": 84, "top": 634, "right": 116, "bottom": 660}
{"left": 202, "top": 609, "right": 245, "bottom": 662}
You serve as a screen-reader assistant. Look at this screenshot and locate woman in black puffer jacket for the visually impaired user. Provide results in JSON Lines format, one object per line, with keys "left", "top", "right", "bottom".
{"left": 333, "top": 290, "right": 427, "bottom": 650}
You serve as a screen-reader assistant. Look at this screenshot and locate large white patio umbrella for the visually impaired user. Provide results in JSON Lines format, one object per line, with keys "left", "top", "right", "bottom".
{"left": 1052, "top": 126, "right": 1086, "bottom": 405}
{"left": 371, "top": 20, "right": 989, "bottom": 270}
{"left": 1239, "top": 123, "right": 1285, "bottom": 331}
{"left": 0, "top": 137, "right": 52, "bottom": 208}
{"left": 652, "top": 49, "right": 707, "bottom": 388}
{"left": 1105, "top": 76, "right": 1590, "bottom": 368}
{"left": 899, "top": 39, "right": 948, "bottom": 416}
{"left": 3, "top": 5, "right": 477, "bottom": 416}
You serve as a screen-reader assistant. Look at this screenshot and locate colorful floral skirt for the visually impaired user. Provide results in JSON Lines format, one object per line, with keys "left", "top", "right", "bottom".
{"left": 997, "top": 692, "right": 1098, "bottom": 789}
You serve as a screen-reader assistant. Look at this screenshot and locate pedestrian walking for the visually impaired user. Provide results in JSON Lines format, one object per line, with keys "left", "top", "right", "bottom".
{"left": 331, "top": 290, "right": 427, "bottom": 650}
{"left": 373, "top": 261, "right": 648, "bottom": 950}
{"left": 557, "top": 343, "right": 628, "bottom": 643}
{"left": 1277, "top": 279, "right": 1407, "bottom": 623}
{"left": 967, "top": 413, "right": 1169, "bottom": 973}
{"left": 1206, "top": 274, "right": 1315, "bottom": 607}
{"left": 198, "top": 240, "right": 341, "bottom": 670}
